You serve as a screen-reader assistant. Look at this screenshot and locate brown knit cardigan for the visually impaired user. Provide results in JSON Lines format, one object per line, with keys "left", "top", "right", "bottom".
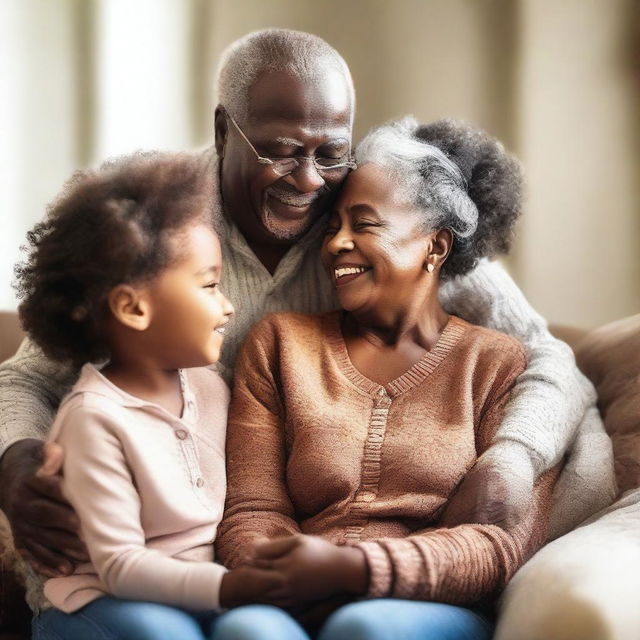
{"left": 216, "top": 311, "right": 557, "bottom": 604}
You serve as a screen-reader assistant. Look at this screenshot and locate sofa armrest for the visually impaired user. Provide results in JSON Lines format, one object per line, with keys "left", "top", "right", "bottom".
{"left": 549, "top": 324, "right": 588, "bottom": 352}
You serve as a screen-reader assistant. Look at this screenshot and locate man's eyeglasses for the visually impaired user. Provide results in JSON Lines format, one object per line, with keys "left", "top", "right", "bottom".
{"left": 224, "top": 109, "right": 357, "bottom": 177}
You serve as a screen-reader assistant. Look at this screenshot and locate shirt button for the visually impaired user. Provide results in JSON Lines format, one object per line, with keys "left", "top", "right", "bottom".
{"left": 175, "top": 429, "right": 188, "bottom": 440}
{"left": 196, "top": 477, "right": 205, "bottom": 488}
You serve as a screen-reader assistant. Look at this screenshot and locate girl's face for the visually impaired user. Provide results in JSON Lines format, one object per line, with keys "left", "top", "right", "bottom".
{"left": 321, "top": 164, "right": 434, "bottom": 317}
{"left": 144, "top": 224, "right": 234, "bottom": 368}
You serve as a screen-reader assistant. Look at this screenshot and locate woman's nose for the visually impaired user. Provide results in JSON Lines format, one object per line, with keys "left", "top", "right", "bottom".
{"left": 327, "top": 229, "right": 355, "bottom": 254}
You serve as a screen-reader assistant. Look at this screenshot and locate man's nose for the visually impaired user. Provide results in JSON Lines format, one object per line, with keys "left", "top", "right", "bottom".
{"left": 290, "top": 158, "right": 326, "bottom": 193}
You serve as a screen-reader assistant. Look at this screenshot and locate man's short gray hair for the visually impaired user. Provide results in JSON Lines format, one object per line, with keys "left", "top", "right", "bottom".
{"left": 216, "top": 29, "right": 355, "bottom": 126}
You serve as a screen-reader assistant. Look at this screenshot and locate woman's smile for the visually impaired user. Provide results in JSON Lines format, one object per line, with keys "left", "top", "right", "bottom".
{"left": 333, "top": 263, "right": 372, "bottom": 285}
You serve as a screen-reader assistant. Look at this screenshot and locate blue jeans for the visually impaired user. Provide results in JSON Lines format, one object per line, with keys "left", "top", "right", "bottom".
{"left": 32, "top": 596, "right": 219, "bottom": 640}
{"left": 212, "top": 600, "right": 493, "bottom": 640}
{"left": 33, "top": 597, "right": 493, "bottom": 640}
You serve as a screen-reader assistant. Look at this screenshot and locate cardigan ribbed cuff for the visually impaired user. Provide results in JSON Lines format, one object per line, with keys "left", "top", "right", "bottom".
{"left": 355, "top": 541, "right": 394, "bottom": 598}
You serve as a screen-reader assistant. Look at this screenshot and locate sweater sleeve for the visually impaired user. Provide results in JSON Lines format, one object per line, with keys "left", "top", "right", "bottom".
{"left": 355, "top": 355, "right": 558, "bottom": 604}
{"left": 440, "top": 259, "right": 595, "bottom": 477}
{"left": 0, "top": 337, "right": 78, "bottom": 458}
{"left": 46, "top": 406, "right": 226, "bottom": 611}
{"left": 215, "top": 320, "right": 301, "bottom": 569}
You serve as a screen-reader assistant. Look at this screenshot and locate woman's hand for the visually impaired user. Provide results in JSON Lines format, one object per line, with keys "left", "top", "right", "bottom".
{"left": 246, "top": 535, "right": 369, "bottom": 608}
{"left": 0, "top": 440, "right": 89, "bottom": 577}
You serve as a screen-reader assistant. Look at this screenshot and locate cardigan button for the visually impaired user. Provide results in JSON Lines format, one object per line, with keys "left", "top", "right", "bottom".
{"left": 175, "top": 429, "right": 188, "bottom": 440}
{"left": 196, "top": 477, "right": 205, "bottom": 488}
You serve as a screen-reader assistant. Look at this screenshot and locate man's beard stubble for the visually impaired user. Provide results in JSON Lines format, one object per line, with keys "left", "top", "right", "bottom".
{"left": 261, "top": 182, "right": 331, "bottom": 241}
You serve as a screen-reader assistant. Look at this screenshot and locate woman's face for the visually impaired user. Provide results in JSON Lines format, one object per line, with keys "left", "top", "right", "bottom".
{"left": 321, "top": 164, "right": 435, "bottom": 316}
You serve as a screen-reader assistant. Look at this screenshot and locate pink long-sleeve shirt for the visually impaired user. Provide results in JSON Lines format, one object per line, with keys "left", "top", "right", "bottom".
{"left": 43, "top": 364, "right": 229, "bottom": 613}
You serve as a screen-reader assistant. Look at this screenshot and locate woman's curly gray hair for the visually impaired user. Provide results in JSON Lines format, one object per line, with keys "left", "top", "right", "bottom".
{"left": 355, "top": 117, "right": 523, "bottom": 277}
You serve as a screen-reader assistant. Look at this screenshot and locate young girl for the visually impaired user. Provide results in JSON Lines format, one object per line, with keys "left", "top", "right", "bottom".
{"left": 14, "top": 152, "right": 274, "bottom": 640}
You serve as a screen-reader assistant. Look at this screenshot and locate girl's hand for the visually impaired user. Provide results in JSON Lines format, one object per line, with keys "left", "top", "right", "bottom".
{"left": 219, "top": 566, "right": 285, "bottom": 608}
{"left": 248, "top": 535, "right": 368, "bottom": 608}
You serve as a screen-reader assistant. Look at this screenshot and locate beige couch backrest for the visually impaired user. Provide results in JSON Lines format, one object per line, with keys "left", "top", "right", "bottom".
{"left": 0, "top": 311, "right": 24, "bottom": 363}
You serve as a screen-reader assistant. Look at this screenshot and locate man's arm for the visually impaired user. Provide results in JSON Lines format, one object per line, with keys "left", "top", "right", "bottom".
{"left": 0, "top": 337, "right": 77, "bottom": 455}
{"left": 0, "top": 337, "right": 86, "bottom": 575}
{"left": 440, "top": 259, "right": 594, "bottom": 477}
{"left": 439, "top": 259, "right": 614, "bottom": 530}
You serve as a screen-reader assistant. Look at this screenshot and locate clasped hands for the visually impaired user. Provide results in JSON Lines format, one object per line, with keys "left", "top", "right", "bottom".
{"left": 219, "top": 534, "right": 368, "bottom": 610}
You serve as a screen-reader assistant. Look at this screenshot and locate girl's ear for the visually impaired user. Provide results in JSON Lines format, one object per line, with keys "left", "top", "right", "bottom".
{"left": 108, "top": 284, "right": 152, "bottom": 331}
{"left": 424, "top": 228, "right": 453, "bottom": 272}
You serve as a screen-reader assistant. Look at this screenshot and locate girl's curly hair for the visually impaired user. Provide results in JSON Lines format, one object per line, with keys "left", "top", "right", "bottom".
{"left": 355, "top": 117, "right": 524, "bottom": 277}
{"left": 14, "top": 150, "right": 215, "bottom": 366}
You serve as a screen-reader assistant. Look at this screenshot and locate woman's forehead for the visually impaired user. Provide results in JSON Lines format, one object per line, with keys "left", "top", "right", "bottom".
{"left": 337, "top": 165, "right": 403, "bottom": 208}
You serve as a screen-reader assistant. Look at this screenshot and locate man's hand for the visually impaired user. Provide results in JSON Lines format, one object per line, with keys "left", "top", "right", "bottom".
{"left": 247, "top": 535, "right": 368, "bottom": 608}
{"left": 0, "top": 439, "right": 88, "bottom": 577}
{"left": 442, "top": 455, "right": 534, "bottom": 529}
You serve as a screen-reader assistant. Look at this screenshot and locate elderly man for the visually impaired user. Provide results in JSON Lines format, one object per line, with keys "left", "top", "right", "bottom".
{"left": 0, "top": 28, "right": 615, "bottom": 638}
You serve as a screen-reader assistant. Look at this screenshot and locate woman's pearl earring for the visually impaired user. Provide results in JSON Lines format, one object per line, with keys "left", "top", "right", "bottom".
{"left": 426, "top": 263, "right": 435, "bottom": 273}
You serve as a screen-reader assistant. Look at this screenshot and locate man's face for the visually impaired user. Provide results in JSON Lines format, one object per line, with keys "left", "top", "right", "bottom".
{"left": 217, "top": 68, "right": 353, "bottom": 248}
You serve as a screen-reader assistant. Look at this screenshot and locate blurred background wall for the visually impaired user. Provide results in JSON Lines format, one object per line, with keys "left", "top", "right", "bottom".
{"left": 1, "top": 0, "right": 638, "bottom": 327}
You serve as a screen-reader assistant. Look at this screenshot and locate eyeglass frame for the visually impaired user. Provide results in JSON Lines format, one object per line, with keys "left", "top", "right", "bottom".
{"left": 223, "top": 108, "right": 357, "bottom": 177}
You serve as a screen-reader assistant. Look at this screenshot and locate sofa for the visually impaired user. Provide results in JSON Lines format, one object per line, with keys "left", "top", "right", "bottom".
{"left": 496, "top": 314, "right": 640, "bottom": 640}
{"left": 0, "top": 311, "right": 638, "bottom": 639}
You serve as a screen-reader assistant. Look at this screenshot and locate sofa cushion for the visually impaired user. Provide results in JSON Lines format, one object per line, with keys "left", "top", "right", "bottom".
{"left": 574, "top": 314, "right": 640, "bottom": 494}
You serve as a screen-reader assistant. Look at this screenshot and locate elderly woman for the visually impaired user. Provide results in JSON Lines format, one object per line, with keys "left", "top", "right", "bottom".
{"left": 212, "top": 119, "right": 558, "bottom": 640}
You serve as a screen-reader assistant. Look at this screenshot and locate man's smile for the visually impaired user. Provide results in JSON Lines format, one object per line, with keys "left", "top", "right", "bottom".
{"left": 265, "top": 183, "right": 326, "bottom": 209}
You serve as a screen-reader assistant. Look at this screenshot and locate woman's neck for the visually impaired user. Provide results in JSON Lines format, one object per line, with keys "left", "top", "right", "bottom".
{"left": 340, "top": 286, "right": 450, "bottom": 387}
{"left": 344, "top": 287, "right": 449, "bottom": 352}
